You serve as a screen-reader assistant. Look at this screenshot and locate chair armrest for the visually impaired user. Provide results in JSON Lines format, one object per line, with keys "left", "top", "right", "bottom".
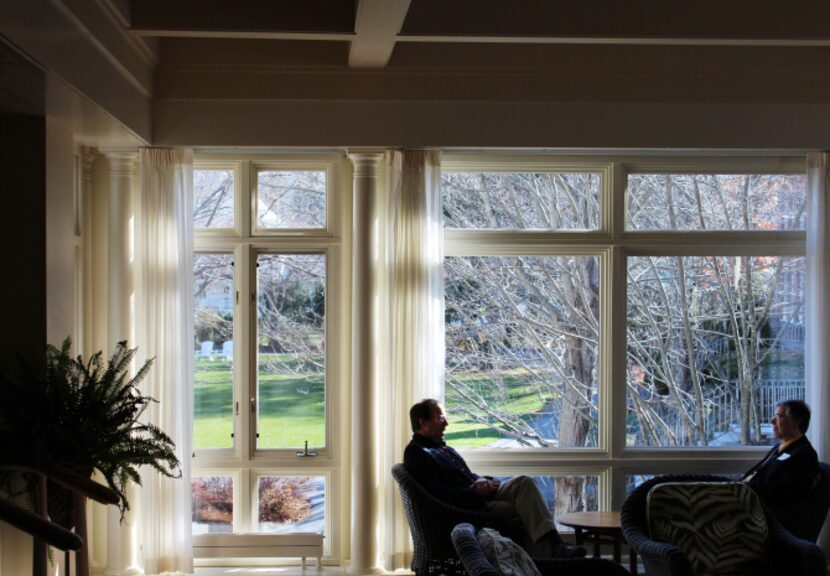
{"left": 767, "top": 515, "right": 826, "bottom": 576}
{"left": 622, "top": 524, "right": 693, "bottom": 576}
{"left": 450, "top": 523, "right": 500, "bottom": 576}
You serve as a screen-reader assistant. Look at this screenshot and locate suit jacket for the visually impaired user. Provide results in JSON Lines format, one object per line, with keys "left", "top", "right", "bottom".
{"left": 742, "top": 435, "right": 819, "bottom": 507}
{"left": 403, "top": 433, "right": 487, "bottom": 509}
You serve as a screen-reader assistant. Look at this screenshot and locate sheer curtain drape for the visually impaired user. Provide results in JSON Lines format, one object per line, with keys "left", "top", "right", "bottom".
{"left": 377, "top": 150, "right": 444, "bottom": 571}
{"left": 137, "top": 148, "right": 194, "bottom": 575}
{"left": 806, "top": 153, "right": 830, "bottom": 555}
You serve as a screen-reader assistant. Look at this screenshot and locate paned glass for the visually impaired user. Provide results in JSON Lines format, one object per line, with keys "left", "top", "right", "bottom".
{"left": 194, "top": 169, "right": 234, "bottom": 228}
{"left": 443, "top": 171, "right": 601, "bottom": 230}
{"left": 192, "top": 476, "right": 233, "bottom": 534}
{"left": 627, "top": 173, "right": 806, "bottom": 231}
{"left": 444, "top": 255, "right": 601, "bottom": 448}
{"left": 257, "top": 170, "right": 326, "bottom": 229}
{"left": 627, "top": 256, "right": 805, "bottom": 447}
{"left": 193, "top": 253, "right": 234, "bottom": 449}
{"left": 257, "top": 254, "right": 326, "bottom": 449}
{"left": 257, "top": 475, "right": 325, "bottom": 534}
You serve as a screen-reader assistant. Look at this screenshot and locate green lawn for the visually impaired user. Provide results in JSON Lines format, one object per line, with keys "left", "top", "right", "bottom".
{"left": 194, "top": 356, "right": 324, "bottom": 449}
{"left": 444, "top": 370, "right": 549, "bottom": 448}
{"left": 194, "top": 358, "right": 547, "bottom": 450}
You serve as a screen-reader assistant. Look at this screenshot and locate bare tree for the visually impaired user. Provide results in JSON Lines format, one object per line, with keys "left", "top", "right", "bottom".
{"left": 443, "top": 170, "right": 805, "bottom": 514}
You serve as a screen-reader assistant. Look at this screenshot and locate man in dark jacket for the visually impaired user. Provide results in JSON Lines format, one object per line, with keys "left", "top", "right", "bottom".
{"left": 742, "top": 399, "right": 819, "bottom": 507}
{"left": 404, "top": 398, "right": 585, "bottom": 558}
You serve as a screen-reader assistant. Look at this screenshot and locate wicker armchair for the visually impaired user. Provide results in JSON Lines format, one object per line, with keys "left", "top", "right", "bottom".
{"left": 392, "top": 463, "right": 520, "bottom": 576}
{"left": 621, "top": 474, "right": 826, "bottom": 576}
{"left": 771, "top": 462, "right": 830, "bottom": 542}
{"left": 451, "top": 522, "right": 629, "bottom": 576}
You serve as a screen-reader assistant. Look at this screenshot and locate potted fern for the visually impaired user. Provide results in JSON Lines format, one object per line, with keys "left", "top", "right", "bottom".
{"left": 0, "top": 338, "right": 180, "bottom": 575}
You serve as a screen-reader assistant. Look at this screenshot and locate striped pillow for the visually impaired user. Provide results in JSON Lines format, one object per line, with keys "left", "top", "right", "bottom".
{"left": 647, "top": 482, "right": 768, "bottom": 576}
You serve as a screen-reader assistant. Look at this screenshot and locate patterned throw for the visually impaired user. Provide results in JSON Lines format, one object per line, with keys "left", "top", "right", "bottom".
{"left": 646, "top": 482, "right": 768, "bottom": 576}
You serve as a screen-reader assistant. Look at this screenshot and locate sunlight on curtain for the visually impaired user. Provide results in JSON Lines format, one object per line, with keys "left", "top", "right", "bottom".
{"left": 138, "top": 148, "right": 194, "bottom": 574}
{"left": 807, "top": 153, "right": 830, "bottom": 462}
{"left": 377, "top": 150, "right": 444, "bottom": 571}
{"left": 806, "top": 153, "right": 830, "bottom": 556}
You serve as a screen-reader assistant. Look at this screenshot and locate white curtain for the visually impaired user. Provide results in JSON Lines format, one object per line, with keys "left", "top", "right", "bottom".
{"left": 806, "top": 153, "right": 830, "bottom": 555}
{"left": 807, "top": 153, "right": 830, "bottom": 461}
{"left": 377, "top": 150, "right": 444, "bottom": 571}
{"left": 137, "top": 148, "right": 194, "bottom": 575}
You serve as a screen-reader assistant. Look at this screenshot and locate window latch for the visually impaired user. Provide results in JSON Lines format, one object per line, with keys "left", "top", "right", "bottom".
{"left": 296, "top": 440, "right": 317, "bottom": 458}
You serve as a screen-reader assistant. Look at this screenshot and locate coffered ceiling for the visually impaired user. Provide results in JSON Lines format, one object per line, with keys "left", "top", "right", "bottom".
{"left": 4, "top": 0, "right": 830, "bottom": 147}
{"left": 127, "top": 0, "right": 830, "bottom": 69}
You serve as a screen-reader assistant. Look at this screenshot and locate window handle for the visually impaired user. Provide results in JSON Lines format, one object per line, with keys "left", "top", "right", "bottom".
{"left": 250, "top": 397, "right": 256, "bottom": 412}
{"left": 296, "top": 440, "right": 317, "bottom": 458}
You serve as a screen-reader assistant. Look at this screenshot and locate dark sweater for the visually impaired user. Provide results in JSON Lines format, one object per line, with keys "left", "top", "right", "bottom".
{"left": 403, "top": 433, "right": 487, "bottom": 509}
{"left": 742, "top": 435, "right": 819, "bottom": 507}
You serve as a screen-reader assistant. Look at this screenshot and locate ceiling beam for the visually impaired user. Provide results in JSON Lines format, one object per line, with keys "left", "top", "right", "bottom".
{"left": 348, "top": 0, "right": 411, "bottom": 68}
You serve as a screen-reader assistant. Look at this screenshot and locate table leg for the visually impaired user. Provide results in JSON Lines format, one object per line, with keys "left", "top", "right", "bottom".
{"left": 629, "top": 548, "right": 638, "bottom": 576}
{"left": 613, "top": 531, "right": 621, "bottom": 564}
{"left": 574, "top": 527, "right": 584, "bottom": 546}
{"left": 592, "top": 532, "right": 601, "bottom": 558}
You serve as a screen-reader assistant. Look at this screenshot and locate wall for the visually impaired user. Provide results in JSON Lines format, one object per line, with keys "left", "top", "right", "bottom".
{"left": 0, "top": 114, "right": 45, "bottom": 576}
{"left": 45, "top": 116, "right": 78, "bottom": 349}
{"left": 0, "top": 115, "right": 82, "bottom": 576}
{"left": 0, "top": 115, "right": 46, "bottom": 368}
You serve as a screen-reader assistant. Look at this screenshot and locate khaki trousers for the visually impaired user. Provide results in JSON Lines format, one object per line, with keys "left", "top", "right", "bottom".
{"left": 483, "top": 475, "right": 558, "bottom": 554}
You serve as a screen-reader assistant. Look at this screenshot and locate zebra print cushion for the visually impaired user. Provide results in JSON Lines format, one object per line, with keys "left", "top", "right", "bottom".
{"left": 646, "top": 482, "right": 768, "bottom": 576}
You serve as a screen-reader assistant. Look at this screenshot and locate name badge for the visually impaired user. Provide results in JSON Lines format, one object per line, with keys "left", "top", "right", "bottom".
{"left": 777, "top": 452, "right": 791, "bottom": 461}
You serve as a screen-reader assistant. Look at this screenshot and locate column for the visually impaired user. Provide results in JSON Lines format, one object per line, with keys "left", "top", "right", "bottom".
{"left": 347, "top": 151, "right": 384, "bottom": 574}
{"left": 81, "top": 148, "right": 109, "bottom": 576}
{"left": 807, "top": 153, "right": 830, "bottom": 556}
{"left": 102, "top": 150, "right": 144, "bottom": 576}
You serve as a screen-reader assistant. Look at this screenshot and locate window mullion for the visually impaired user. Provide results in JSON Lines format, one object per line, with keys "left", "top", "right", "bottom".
{"left": 237, "top": 244, "right": 253, "bottom": 461}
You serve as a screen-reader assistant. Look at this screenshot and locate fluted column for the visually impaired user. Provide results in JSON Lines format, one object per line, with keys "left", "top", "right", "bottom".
{"left": 102, "top": 150, "right": 143, "bottom": 576}
{"left": 81, "top": 148, "right": 110, "bottom": 576}
{"left": 347, "top": 151, "right": 385, "bottom": 574}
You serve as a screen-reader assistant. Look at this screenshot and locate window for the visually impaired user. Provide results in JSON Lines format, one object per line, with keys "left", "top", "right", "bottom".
{"left": 193, "top": 253, "right": 234, "bottom": 449}
{"left": 444, "top": 254, "right": 601, "bottom": 449}
{"left": 192, "top": 475, "right": 235, "bottom": 534}
{"left": 191, "top": 157, "right": 344, "bottom": 562}
{"left": 443, "top": 155, "right": 806, "bottom": 513}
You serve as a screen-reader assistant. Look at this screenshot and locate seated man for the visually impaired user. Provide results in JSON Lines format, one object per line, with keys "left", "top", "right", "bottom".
{"left": 404, "top": 398, "right": 586, "bottom": 558}
{"left": 742, "top": 399, "right": 819, "bottom": 508}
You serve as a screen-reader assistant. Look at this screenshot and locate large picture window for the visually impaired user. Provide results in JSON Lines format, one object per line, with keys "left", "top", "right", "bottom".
{"left": 443, "top": 156, "right": 806, "bottom": 516}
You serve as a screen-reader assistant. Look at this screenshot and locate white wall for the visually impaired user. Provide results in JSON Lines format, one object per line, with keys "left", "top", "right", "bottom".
{"left": 45, "top": 116, "right": 78, "bottom": 349}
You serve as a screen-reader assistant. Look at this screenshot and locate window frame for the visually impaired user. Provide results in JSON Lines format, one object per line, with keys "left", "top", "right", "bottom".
{"left": 442, "top": 153, "right": 807, "bottom": 511}
{"left": 192, "top": 154, "right": 347, "bottom": 564}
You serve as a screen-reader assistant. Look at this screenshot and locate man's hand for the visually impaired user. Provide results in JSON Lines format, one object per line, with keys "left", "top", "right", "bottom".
{"left": 472, "top": 477, "right": 500, "bottom": 497}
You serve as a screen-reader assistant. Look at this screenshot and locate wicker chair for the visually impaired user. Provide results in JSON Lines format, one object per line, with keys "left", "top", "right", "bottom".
{"left": 771, "top": 461, "right": 830, "bottom": 542}
{"left": 451, "top": 522, "right": 630, "bottom": 576}
{"left": 392, "top": 463, "right": 520, "bottom": 576}
{"left": 621, "top": 474, "right": 826, "bottom": 576}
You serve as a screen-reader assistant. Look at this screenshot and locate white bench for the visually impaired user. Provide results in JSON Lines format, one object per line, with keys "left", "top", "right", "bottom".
{"left": 193, "top": 533, "right": 324, "bottom": 567}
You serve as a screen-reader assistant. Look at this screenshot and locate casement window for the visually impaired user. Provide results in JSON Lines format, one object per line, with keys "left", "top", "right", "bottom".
{"left": 191, "top": 157, "right": 345, "bottom": 563}
{"left": 441, "top": 155, "right": 805, "bottom": 512}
